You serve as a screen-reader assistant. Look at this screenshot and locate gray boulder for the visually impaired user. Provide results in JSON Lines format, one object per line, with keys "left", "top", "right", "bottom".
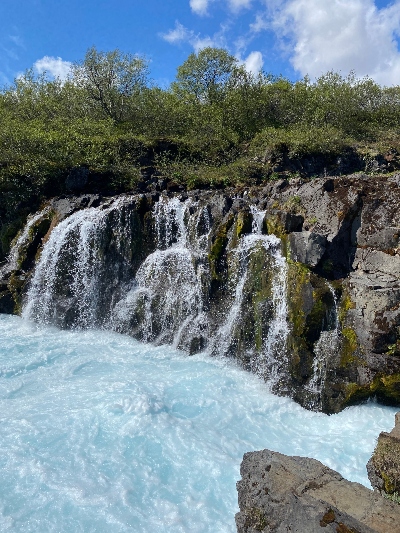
{"left": 236, "top": 449, "right": 400, "bottom": 533}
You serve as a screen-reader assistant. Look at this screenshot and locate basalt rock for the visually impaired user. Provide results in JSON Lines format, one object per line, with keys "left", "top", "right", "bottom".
{"left": 288, "top": 231, "right": 327, "bottom": 267}
{"left": 236, "top": 449, "right": 400, "bottom": 533}
{"left": 1, "top": 175, "right": 400, "bottom": 413}
{"left": 367, "top": 412, "right": 400, "bottom": 495}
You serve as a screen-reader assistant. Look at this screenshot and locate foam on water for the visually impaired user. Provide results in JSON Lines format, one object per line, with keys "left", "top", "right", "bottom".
{"left": 0, "top": 314, "right": 396, "bottom": 532}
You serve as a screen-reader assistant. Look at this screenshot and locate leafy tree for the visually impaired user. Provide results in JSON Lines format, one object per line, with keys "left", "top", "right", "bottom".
{"left": 72, "top": 46, "right": 149, "bottom": 122}
{"left": 173, "top": 47, "right": 238, "bottom": 104}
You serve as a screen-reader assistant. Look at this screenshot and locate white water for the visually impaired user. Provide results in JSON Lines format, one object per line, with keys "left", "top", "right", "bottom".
{"left": 112, "top": 197, "right": 209, "bottom": 346}
{"left": 0, "top": 314, "right": 397, "bottom": 533}
{"left": 307, "top": 283, "right": 340, "bottom": 410}
{"left": 23, "top": 197, "right": 134, "bottom": 328}
{"left": 0, "top": 207, "right": 50, "bottom": 278}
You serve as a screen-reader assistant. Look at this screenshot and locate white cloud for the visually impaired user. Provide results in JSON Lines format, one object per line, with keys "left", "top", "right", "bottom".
{"left": 190, "top": 0, "right": 209, "bottom": 16}
{"left": 249, "top": 13, "right": 269, "bottom": 33}
{"left": 190, "top": 0, "right": 252, "bottom": 16}
{"left": 162, "top": 22, "right": 191, "bottom": 43}
{"left": 271, "top": 0, "right": 400, "bottom": 85}
{"left": 34, "top": 56, "right": 72, "bottom": 81}
{"left": 242, "top": 50, "right": 263, "bottom": 74}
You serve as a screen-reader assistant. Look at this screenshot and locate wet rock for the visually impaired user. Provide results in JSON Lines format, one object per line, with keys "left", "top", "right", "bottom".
{"left": 367, "top": 412, "right": 400, "bottom": 495}
{"left": 236, "top": 449, "right": 400, "bottom": 533}
{"left": 266, "top": 210, "right": 304, "bottom": 234}
{"left": 288, "top": 231, "right": 327, "bottom": 267}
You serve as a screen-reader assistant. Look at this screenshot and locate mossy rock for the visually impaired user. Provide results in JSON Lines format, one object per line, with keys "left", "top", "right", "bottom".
{"left": 8, "top": 272, "right": 28, "bottom": 314}
{"left": 208, "top": 213, "right": 235, "bottom": 281}
{"left": 229, "top": 242, "right": 276, "bottom": 361}
{"left": 344, "top": 373, "right": 400, "bottom": 408}
{"left": 370, "top": 432, "right": 400, "bottom": 494}
{"left": 286, "top": 261, "right": 337, "bottom": 385}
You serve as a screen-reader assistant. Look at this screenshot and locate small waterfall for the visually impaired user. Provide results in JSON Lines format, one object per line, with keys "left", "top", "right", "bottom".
{"left": 209, "top": 207, "right": 289, "bottom": 388}
{"left": 0, "top": 207, "right": 50, "bottom": 278}
{"left": 22, "top": 197, "right": 135, "bottom": 328}
{"left": 112, "top": 196, "right": 210, "bottom": 348}
{"left": 306, "top": 282, "right": 339, "bottom": 410}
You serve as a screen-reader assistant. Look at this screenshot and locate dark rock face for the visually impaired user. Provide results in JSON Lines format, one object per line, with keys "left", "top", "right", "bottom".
{"left": 367, "top": 412, "right": 400, "bottom": 495}
{"left": 1, "top": 174, "right": 400, "bottom": 413}
{"left": 236, "top": 449, "right": 400, "bottom": 533}
{"left": 288, "top": 231, "right": 327, "bottom": 267}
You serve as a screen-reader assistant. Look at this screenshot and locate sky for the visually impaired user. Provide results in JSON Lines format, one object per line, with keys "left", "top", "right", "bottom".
{"left": 1, "top": 0, "right": 400, "bottom": 88}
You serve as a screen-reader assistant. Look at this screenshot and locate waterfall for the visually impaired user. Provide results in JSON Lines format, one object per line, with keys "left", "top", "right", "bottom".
{"left": 208, "top": 207, "right": 289, "bottom": 388}
{"left": 21, "top": 195, "right": 290, "bottom": 388}
{"left": 22, "top": 197, "right": 135, "bottom": 328}
{"left": 111, "top": 196, "right": 210, "bottom": 349}
{"left": 0, "top": 207, "right": 50, "bottom": 278}
{"left": 306, "top": 282, "right": 339, "bottom": 410}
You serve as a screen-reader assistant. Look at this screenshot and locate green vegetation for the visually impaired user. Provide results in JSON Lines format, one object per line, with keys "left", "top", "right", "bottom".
{"left": 2, "top": 46, "right": 400, "bottom": 258}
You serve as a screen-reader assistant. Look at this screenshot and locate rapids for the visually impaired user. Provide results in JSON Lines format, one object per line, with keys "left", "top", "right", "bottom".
{"left": 0, "top": 314, "right": 396, "bottom": 532}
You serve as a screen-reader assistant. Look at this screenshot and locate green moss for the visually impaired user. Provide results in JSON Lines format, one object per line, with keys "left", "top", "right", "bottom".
{"left": 343, "top": 382, "right": 370, "bottom": 405}
{"left": 266, "top": 214, "right": 286, "bottom": 240}
{"left": 249, "top": 246, "right": 274, "bottom": 351}
{"left": 385, "top": 342, "right": 400, "bottom": 356}
{"left": 7, "top": 272, "right": 26, "bottom": 314}
{"left": 338, "top": 291, "right": 355, "bottom": 324}
{"left": 344, "top": 372, "right": 400, "bottom": 407}
{"left": 340, "top": 327, "right": 359, "bottom": 367}
{"left": 243, "top": 507, "right": 268, "bottom": 531}
{"left": 235, "top": 210, "right": 252, "bottom": 238}
{"left": 283, "top": 195, "right": 302, "bottom": 214}
{"left": 286, "top": 261, "right": 313, "bottom": 382}
{"left": 208, "top": 213, "right": 234, "bottom": 281}
{"left": 227, "top": 242, "right": 275, "bottom": 360}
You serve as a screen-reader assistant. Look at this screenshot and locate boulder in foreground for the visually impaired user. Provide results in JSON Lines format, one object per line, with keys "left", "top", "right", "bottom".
{"left": 236, "top": 449, "right": 400, "bottom": 532}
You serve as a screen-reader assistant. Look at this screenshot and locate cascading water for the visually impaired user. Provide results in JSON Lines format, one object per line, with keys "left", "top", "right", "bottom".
{"left": 19, "top": 195, "right": 290, "bottom": 389}
{"left": 0, "top": 206, "right": 50, "bottom": 278}
{"left": 306, "top": 282, "right": 340, "bottom": 410}
{"left": 22, "top": 197, "right": 136, "bottom": 328}
{"left": 209, "top": 206, "right": 289, "bottom": 389}
{"left": 111, "top": 196, "right": 211, "bottom": 350}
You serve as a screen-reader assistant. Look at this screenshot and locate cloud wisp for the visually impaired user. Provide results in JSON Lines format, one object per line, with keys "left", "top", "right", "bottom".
{"left": 241, "top": 50, "right": 263, "bottom": 74}
{"left": 161, "top": 21, "right": 228, "bottom": 52}
{"left": 162, "top": 20, "right": 263, "bottom": 74}
{"left": 190, "top": 0, "right": 210, "bottom": 16}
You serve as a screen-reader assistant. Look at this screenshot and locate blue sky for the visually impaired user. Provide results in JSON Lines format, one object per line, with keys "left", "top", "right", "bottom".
{"left": 1, "top": 0, "right": 400, "bottom": 87}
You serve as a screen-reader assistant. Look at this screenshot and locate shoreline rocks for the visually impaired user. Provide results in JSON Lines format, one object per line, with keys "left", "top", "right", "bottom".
{"left": 368, "top": 412, "right": 400, "bottom": 496}
{"left": 236, "top": 448, "right": 400, "bottom": 533}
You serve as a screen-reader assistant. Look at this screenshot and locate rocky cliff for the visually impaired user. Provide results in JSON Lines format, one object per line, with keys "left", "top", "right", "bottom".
{"left": 236, "top": 448, "right": 400, "bottom": 533}
{"left": 1, "top": 173, "right": 400, "bottom": 413}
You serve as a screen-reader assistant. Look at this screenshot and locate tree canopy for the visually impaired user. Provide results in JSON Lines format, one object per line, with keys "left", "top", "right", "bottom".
{"left": 173, "top": 47, "right": 238, "bottom": 103}
{"left": 72, "top": 47, "right": 149, "bottom": 122}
